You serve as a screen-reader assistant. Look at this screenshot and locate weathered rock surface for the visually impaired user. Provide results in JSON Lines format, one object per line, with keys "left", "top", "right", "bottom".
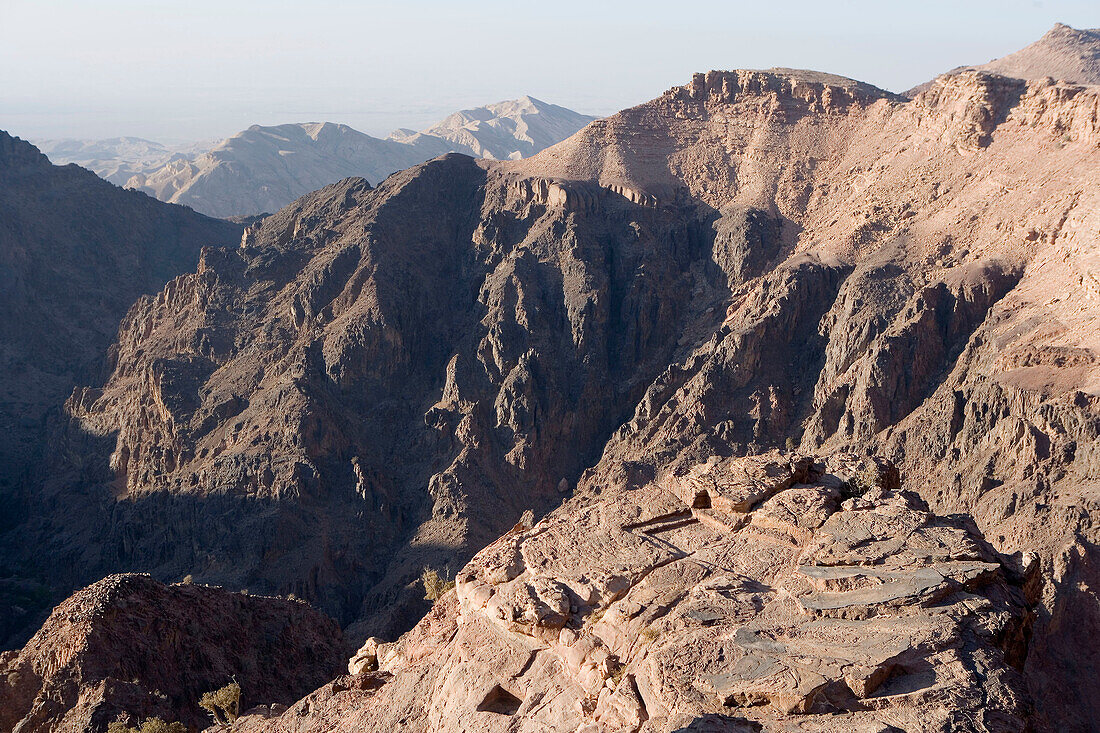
{"left": 239, "top": 454, "right": 1030, "bottom": 732}
{"left": 0, "top": 574, "right": 344, "bottom": 732}
{"left": 0, "top": 132, "right": 241, "bottom": 645}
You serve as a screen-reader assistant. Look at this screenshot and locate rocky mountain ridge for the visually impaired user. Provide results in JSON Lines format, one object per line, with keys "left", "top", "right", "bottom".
{"left": 0, "top": 131, "right": 240, "bottom": 649}
{"left": 974, "top": 23, "right": 1100, "bottom": 85}
{"left": 905, "top": 23, "right": 1100, "bottom": 96}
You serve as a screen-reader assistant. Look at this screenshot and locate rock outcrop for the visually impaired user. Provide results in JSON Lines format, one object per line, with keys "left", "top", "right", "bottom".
{"left": 0, "top": 574, "right": 344, "bottom": 731}
{"left": 240, "top": 454, "right": 1031, "bottom": 732}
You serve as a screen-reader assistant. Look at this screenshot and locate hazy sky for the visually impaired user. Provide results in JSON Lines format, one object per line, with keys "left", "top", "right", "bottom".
{"left": 1, "top": 0, "right": 1097, "bottom": 143}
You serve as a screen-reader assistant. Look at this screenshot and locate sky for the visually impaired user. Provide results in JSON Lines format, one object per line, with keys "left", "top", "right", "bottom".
{"left": 1, "top": 0, "right": 1097, "bottom": 143}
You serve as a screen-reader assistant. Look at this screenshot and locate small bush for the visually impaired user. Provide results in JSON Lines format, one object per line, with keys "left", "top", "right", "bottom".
{"left": 200, "top": 681, "right": 241, "bottom": 724}
{"left": 608, "top": 663, "right": 627, "bottom": 687}
{"left": 108, "top": 718, "right": 186, "bottom": 733}
{"left": 421, "top": 567, "right": 455, "bottom": 601}
{"left": 842, "top": 463, "right": 882, "bottom": 499}
{"left": 180, "top": 574, "right": 193, "bottom": 585}
{"left": 640, "top": 626, "right": 660, "bottom": 641}
{"left": 784, "top": 437, "right": 795, "bottom": 452}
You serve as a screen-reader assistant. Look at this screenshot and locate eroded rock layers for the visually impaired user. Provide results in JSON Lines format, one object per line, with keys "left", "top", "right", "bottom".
{"left": 242, "top": 453, "right": 1032, "bottom": 732}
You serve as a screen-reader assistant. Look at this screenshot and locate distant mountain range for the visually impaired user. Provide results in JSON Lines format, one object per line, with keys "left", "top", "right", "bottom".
{"left": 36, "top": 97, "right": 596, "bottom": 218}
{"left": 33, "top": 137, "right": 212, "bottom": 186}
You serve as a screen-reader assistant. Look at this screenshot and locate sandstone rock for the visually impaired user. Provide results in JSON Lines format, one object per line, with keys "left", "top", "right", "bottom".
{"left": 238, "top": 454, "right": 1029, "bottom": 732}
{"left": 0, "top": 574, "right": 344, "bottom": 731}
{"left": 348, "top": 637, "right": 383, "bottom": 675}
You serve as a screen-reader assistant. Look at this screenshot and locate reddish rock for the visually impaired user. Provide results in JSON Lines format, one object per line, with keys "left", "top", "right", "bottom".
{"left": 0, "top": 574, "right": 344, "bottom": 732}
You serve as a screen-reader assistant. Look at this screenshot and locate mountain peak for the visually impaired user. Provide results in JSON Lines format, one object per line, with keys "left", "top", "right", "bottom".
{"left": 0, "top": 131, "right": 50, "bottom": 169}
{"left": 974, "top": 22, "right": 1100, "bottom": 85}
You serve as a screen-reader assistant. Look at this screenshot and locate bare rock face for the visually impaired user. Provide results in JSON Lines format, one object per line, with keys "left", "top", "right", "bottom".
{"left": 0, "top": 574, "right": 343, "bottom": 731}
{"left": 239, "top": 454, "right": 1030, "bottom": 732}
{"left": 29, "top": 153, "right": 739, "bottom": 643}
{"left": 0, "top": 132, "right": 241, "bottom": 645}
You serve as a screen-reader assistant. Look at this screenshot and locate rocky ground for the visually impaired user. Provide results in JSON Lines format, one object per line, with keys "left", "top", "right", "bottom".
{"left": 238, "top": 453, "right": 1033, "bottom": 732}
{"left": 0, "top": 574, "right": 344, "bottom": 731}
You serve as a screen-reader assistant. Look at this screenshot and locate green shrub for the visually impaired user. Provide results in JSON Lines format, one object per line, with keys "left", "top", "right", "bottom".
{"left": 421, "top": 567, "right": 455, "bottom": 601}
{"left": 199, "top": 681, "right": 241, "bottom": 724}
{"left": 842, "top": 463, "right": 882, "bottom": 499}
{"left": 107, "top": 718, "right": 186, "bottom": 733}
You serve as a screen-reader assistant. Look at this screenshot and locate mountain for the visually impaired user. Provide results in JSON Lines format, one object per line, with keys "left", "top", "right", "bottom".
{"left": 8, "top": 57, "right": 1100, "bottom": 731}
{"left": 906, "top": 23, "right": 1100, "bottom": 95}
{"left": 0, "top": 132, "right": 242, "bottom": 643}
{"left": 124, "top": 122, "right": 433, "bottom": 220}
{"left": 126, "top": 98, "right": 597, "bottom": 218}
{"left": 390, "top": 95, "right": 598, "bottom": 160}
{"left": 974, "top": 23, "right": 1100, "bottom": 84}
{"left": 33, "top": 136, "right": 208, "bottom": 185}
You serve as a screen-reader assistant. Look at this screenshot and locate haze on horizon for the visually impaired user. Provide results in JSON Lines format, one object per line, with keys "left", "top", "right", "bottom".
{"left": 1, "top": 0, "right": 1097, "bottom": 143}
